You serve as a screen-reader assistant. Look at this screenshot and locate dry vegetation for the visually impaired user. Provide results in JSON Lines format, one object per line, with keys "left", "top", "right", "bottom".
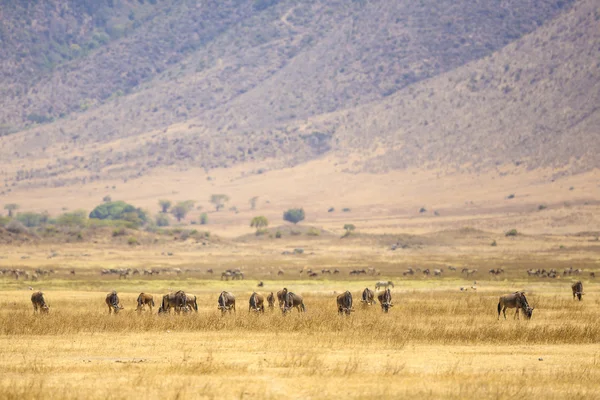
{"left": 1, "top": 229, "right": 600, "bottom": 398}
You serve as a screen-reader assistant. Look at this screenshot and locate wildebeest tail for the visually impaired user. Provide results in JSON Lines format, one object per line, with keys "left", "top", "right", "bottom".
{"left": 137, "top": 293, "right": 143, "bottom": 307}
{"left": 192, "top": 297, "right": 198, "bottom": 312}
{"left": 497, "top": 300, "right": 502, "bottom": 316}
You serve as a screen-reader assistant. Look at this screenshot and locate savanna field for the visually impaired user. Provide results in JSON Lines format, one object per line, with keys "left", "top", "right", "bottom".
{"left": 1, "top": 231, "right": 599, "bottom": 400}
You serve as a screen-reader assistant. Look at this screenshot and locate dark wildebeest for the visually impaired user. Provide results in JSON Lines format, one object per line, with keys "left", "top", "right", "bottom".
{"left": 281, "top": 288, "right": 306, "bottom": 314}
{"left": 377, "top": 288, "right": 393, "bottom": 313}
{"left": 136, "top": 293, "right": 155, "bottom": 312}
{"left": 218, "top": 291, "right": 236, "bottom": 314}
{"left": 31, "top": 291, "right": 49, "bottom": 313}
{"left": 375, "top": 281, "right": 394, "bottom": 290}
{"left": 249, "top": 292, "right": 265, "bottom": 313}
{"left": 105, "top": 291, "right": 124, "bottom": 314}
{"left": 276, "top": 290, "right": 285, "bottom": 309}
{"left": 361, "top": 287, "right": 377, "bottom": 305}
{"left": 185, "top": 294, "right": 199, "bottom": 312}
{"left": 158, "top": 290, "right": 187, "bottom": 314}
{"left": 497, "top": 291, "right": 534, "bottom": 320}
{"left": 337, "top": 291, "right": 354, "bottom": 315}
{"left": 267, "top": 292, "right": 276, "bottom": 309}
{"left": 571, "top": 281, "right": 584, "bottom": 301}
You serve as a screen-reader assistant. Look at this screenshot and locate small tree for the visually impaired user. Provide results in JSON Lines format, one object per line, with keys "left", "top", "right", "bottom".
{"left": 249, "top": 196, "right": 259, "bottom": 210}
{"left": 4, "top": 203, "right": 19, "bottom": 217}
{"left": 159, "top": 199, "right": 172, "bottom": 213}
{"left": 250, "top": 216, "right": 269, "bottom": 233}
{"left": 343, "top": 224, "right": 356, "bottom": 238}
{"left": 103, "top": 195, "right": 112, "bottom": 202}
{"left": 210, "top": 194, "right": 230, "bottom": 211}
{"left": 283, "top": 208, "right": 305, "bottom": 225}
{"left": 199, "top": 213, "right": 208, "bottom": 225}
{"left": 171, "top": 200, "right": 195, "bottom": 222}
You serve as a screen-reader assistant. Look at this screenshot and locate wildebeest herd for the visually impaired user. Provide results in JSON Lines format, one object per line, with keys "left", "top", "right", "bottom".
{"left": 30, "top": 281, "right": 587, "bottom": 319}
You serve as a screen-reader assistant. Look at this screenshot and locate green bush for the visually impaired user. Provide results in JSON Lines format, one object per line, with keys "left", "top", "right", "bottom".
{"left": 56, "top": 210, "right": 88, "bottom": 228}
{"left": 112, "top": 227, "right": 127, "bottom": 237}
{"left": 283, "top": 208, "right": 305, "bottom": 224}
{"left": 155, "top": 213, "right": 170, "bottom": 227}
{"left": 491, "top": 240, "right": 497, "bottom": 246}
{"left": 127, "top": 236, "right": 139, "bottom": 246}
{"left": 16, "top": 212, "right": 49, "bottom": 227}
{"left": 200, "top": 213, "right": 208, "bottom": 225}
{"left": 505, "top": 229, "right": 518, "bottom": 237}
{"left": 538, "top": 204, "right": 547, "bottom": 211}
{"left": 306, "top": 227, "right": 320, "bottom": 236}
{"left": 89, "top": 201, "right": 147, "bottom": 226}
{"left": 275, "top": 231, "right": 282, "bottom": 239}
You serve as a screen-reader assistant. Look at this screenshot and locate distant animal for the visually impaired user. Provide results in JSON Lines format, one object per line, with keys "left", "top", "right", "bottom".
{"left": 308, "top": 272, "right": 318, "bottom": 277}
{"left": 206, "top": 269, "right": 214, "bottom": 274}
{"left": 136, "top": 293, "right": 155, "bottom": 312}
{"left": 278, "top": 270, "right": 284, "bottom": 276}
{"left": 281, "top": 288, "right": 306, "bottom": 313}
{"left": 433, "top": 269, "right": 443, "bottom": 276}
{"left": 218, "top": 291, "right": 236, "bottom": 314}
{"left": 403, "top": 268, "right": 414, "bottom": 276}
{"left": 337, "top": 291, "right": 354, "bottom": 315}
{"left": 257, "top": 281, "right": 264, "bottom": 287}
{"left": 158, "top": 290, "right": 187, "bottom": 314}
{"left": 590, "top": 272, "right": 595, "bottom": 278}
{"left": 571, "top": 281, "right": 584, "bottom": 301}
{"left": 377, "top": 288, "right": 393, "bottom": 313}
{"left": 185, "top": 294, "right": 198, "bottom": 312}
{"left": 276, "top": 290, "right": 285, "bottom": 309}
{"left": 221, "top": 271, "right": 232, "bottom": 281}
{"left": 105, "top": 291, "right": 124, "bottom": 314}
{"left": 361, "top": 287, "right": 376, "bottom": 305}
{"left": 375, "top": 281, "right": 394, "bottom": 290}
{"left": 31, "top": 291, "right": 49, "bottom": 314}
{"left": 497, "top": 291, "right": 533, "bottom": 320}
{"left": 249, "top": 292, "right": 265, "bottom": 312}
{"left": 422, "top": 269, "right": 430, "bottom": 276}
{"left": 267, "top": 292, "right": 275, "bottom": 309}
{"left": 333, "top": 269, "right": 340, "bottom": 274}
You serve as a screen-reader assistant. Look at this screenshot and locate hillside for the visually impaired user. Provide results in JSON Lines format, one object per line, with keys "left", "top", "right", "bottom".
{"left": 1, "top": 0, "right": 595, "bottom": 192}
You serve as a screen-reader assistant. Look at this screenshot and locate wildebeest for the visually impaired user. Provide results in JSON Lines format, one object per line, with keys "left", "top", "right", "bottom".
{"left": 31, "top": 291, "right": 49, "bottom": 313}
{"left": 221, "top": 271, "right": 232, "bottom": 281}
{"left": 267, "top": 292, "right": 275, "bottom": 309}
{"left": 136, "top": 293, "right": 155, "bottom": 312}
{"left": 497, "top": 291, "right": 534, "bottom": 320}
{"left": 591, "top": 272, "right": 596, "bottom": 278}
{"left": 249, "top": 292, "right": 265, "bottom": 312}
{"left": 185, "top": 294, "right": 199, "bottom": 312}
{"left": 433, "top": 269, "right": 443, "bottom": 276}
{"left": 571, "top": 281, "right": 584, "bottom": 301}
{"left": 105, "top": 291, "right": 124, "bottom": 314}
{"left": 158, "top": 290, "right": 187, "bottom": 314}
{"left": 218, "top": 291, "right": 236, "bottom": 313}
{"left": 375, "top": 281, "right": 394, "bottom": 290}
{"left": 276, "top": 290, "right": 285, "bottom": 309}
{"left": 377, "top": 288, "right": 393, "bottom": 313}
{"left": 361, "top": 287, "right": 377, "bottom": 305}
{"left": 337, "top": 291, "right": 354, "bottom": 315}
{"left": 281, "top": 288, "right": 306, "bottom": 313}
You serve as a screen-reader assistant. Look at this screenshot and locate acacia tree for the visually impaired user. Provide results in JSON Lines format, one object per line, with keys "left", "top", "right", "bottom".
{"left": 250, "top": 216, "right": 269, "bottom": 234}
{"left": 4, "top": 204, "right": 19, "bottom": 217}
{"left": 158, "top": 199, "right": 172, "bottom": 213}
{"left": 171, "top": 200, "right": 195, "bottom": 222}
{"left": 343, "top": 224, "right": 356, "bottom": 237}
{"left": 283, "top": 208, "right": 305, "bottom": 224}
{"left": 210, "top": 194, "right": 230, "bottom": 211}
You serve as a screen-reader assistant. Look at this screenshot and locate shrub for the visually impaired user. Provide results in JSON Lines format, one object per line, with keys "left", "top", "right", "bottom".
{"left": 306, "top": 227, "right": 320, "bottom": 236}
{"left": 342, "top": 208, "right": 351, "bottom": 212}
{"left": 283, "top": 208, "right": 305, "bottom": 224}
{"left": 90, "top": 201, "right": 147, "bottom": 226}
{"left": 16, "top": 212, "right": 49, "bottom": 227}
{"left": 6, "top": 219, "right": 28, "bottom": 234}
{"left": 275, "top": 231, "right": 282, "bottom": 239}
{"left": 328, "top": 207, "right": 335, "bottom": 212}
{"left": 507, "top": 194, "right": 515, "bottom": 199}
{"left": 103, "top": 195, "right": 112, "bottom": 202}
{"left": 127, "top": 236, "right": 139, "bottom": 246}
{"left": 199, "top": 213, "right": 208, "bottom": 225}
{"left": 419, "top": 207, "right": 427, "bottom": 213}
{"left": 112, "top": 227, "right": 127, "bottom": 237}
{"left": 491, "top": 240, "right": 497, "bottom": 246}
{"left": 56, "top": 210, "right": 87, "bottom": 228}
{"left": 538, "top": 204, "right": 547, "bottom": 211}
{"left": 505, "top": 229, "right": 518, "bottom": 237}
{"left": 155, "top": 214, "right": 170, "bottom": 227}
{"left": 255, "top": 228, "right": 269, "bottom": 236}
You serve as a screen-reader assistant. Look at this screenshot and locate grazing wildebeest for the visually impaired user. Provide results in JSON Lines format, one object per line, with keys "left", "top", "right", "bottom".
{"left": 185, "top": 294, "right": 199, "bottom": 312}
{"left": 221, "top": 271, "right": 232, "bottom": 281}
{"left": 590, "top": 272, "right": 596, "bottom": 278}
{"left": 31, "top": 291, "right": 49, "bottom": 313}
{"left": 337, "top": 291, "right": 354, "bottom": 315}
{"left": 375, "top": 281, "right": 394, "bottom": 290}
{"left": 361, "top": 287, "right": 377, "bottom": 305}
{"left": 377, "top": 288, "right": 393, "bottom": 313}
{"left": 497, "top": 291, "right": 534, "bottom": 320}
{"left": 281, "top": 288, "right": 306, "bottom": 314}
{"left": 403, "top": 268, "right": 414, "bottom": 276}
{"left": 267, "top": 292, "right": 276, "bottom": 309}
{"left": 136, "top": 293, "right": 155, "bottom": 312}
{"left": 158, "top": 290, "right": 187, "bottom": 314}
{"left": 105, "top": 291, "right": 124, "bottom": 314}
{"left": 218, "top": 291, "right": 236, "bottom": 314}
{"left": 258, "top": 281, "right": 264, "bottom": 287}
{"left": 433, "top": 269, "right": 443, "bottom": 276}
{"left": 571, "top": 281, "right": 584, "bottom": 301}
{"left": 276, "top": 290, "right": 285, "bottom": 309}
{"left": 249, "top": 292, "right": 265, "bottom": 312}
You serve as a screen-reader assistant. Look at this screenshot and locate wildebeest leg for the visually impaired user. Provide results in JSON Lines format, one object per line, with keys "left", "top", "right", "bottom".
{"left": 502, "top": 306, "right": 507, "bottom": 319}
{"left": 497, "top": 302, "right": 501, "bottom": 320}
{"left": 514, "top": 308, "right": 519, "bottom": 320}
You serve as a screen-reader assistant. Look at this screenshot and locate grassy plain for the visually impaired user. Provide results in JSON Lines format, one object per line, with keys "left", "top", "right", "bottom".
{"left": 1, "top": 229, "right": 599, "bottom": 399}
